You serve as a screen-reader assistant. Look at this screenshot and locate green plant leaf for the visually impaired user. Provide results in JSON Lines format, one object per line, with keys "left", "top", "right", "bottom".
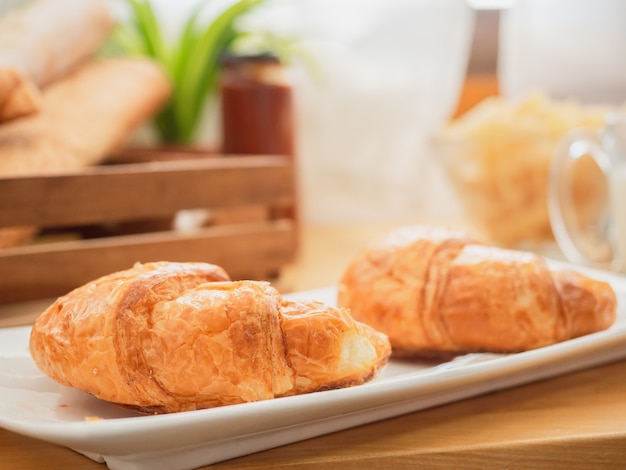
{"left": 109, "top": 25, "right": 149, "bottom": 57}
{"left": 101, "top": 0, "right": 266, "bottom": 144}
{"left": 128, "top": 0, "right": 169, "bottom": 65}
{"left": 173, "top": 0, "right": 263, "bottom": 143}
{"left": 159, "top": 1, "right": 210, "bottom": 141}
{"left": 169, "top": 1, "right": 206, "bottom": 84}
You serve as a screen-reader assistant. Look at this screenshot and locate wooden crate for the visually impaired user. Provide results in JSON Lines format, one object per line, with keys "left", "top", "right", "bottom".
{"left": 0, "top": 154, "right": 297, "bottom": 303}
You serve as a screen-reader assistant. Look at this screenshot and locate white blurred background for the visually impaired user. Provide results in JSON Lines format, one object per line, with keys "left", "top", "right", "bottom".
{"left": 4, "top": 0, "right": 625, "bottom": 227}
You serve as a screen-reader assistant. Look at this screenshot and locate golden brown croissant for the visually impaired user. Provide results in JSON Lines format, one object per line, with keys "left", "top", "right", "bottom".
{"left": 338, "top": 225, "right": 617, "bottom": 357}
{"left": 29, "top": 262, "right": 390, "bottom": 414}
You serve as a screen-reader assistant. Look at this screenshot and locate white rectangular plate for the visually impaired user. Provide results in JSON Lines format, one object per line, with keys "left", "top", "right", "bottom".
{"left": 1, "top": 262, "right": 625, "bottom": 470}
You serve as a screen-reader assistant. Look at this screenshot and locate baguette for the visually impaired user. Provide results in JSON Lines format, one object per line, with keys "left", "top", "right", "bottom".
{"left": 0, "top": 58, "right": 171, "bottom": 176}
{"left": 0, "top": 69, "right": 40, "bottom": 122}
{"left": 0, "top": 0, "right": 115, "bottom": 122}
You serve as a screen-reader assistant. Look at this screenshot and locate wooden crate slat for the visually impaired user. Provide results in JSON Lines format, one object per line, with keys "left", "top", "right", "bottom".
{"left": 0, "top": 155, "right": 294, "bottom": 228}
{"left": 0, "top": 220, "right": 295, "bottom": 303}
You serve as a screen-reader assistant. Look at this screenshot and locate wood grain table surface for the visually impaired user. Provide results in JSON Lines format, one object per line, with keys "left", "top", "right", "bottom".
{"left": 1, "top": 221, "right": 625, "bottom": 469}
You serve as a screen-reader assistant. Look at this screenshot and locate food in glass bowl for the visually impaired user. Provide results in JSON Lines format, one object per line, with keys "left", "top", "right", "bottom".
{"left": 432, "top": 92, "right": 615, "bottom": 247}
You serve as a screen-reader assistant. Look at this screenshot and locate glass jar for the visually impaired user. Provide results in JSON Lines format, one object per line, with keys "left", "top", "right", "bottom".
{"left": 219, "top": 53, "right": 295, "bottom": 158}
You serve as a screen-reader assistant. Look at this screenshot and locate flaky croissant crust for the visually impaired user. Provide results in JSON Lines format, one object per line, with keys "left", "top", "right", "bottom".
{"left": 29, "top": 262, "right": 390, "bottom": 414}
{"left": 338, "top": 225, "right": 617, "bottom": 357}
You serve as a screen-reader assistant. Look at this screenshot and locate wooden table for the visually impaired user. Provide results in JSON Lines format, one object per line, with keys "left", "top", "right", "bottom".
{"left": 2, "top": 222, "right": 626, "bottom": 469}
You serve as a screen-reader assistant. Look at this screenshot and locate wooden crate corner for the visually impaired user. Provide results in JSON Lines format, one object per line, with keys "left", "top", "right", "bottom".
{"left": 0, "top": 154, "right": 298, "bottom": 303}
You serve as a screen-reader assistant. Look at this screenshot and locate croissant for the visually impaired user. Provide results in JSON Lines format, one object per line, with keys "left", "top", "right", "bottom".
{"left": 338, "top": 225, "right": 617, "bottom": 357}
{"left": 29, "top": 261, "right": 390, "bottom": 414}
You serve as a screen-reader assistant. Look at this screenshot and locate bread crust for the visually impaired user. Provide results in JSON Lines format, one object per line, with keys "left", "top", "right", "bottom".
{"left": 338, "top": 225, "right": 617, "bottom": 356}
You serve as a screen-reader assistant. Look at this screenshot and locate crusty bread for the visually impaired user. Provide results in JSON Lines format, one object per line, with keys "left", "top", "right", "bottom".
{"left": 0, "top": 58, "right": 171, "bottom": 177}
{"left": 338, "top": 225, "right": 617, "bottom": 357}
{"left": 0, "top": 68, "right": 40, "bottom": 122}
{"left": 0, "top": 0, "right": 115, "bottom": 123}
{"left": 29, "top": 262, "right": 390, "bottom": 413}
